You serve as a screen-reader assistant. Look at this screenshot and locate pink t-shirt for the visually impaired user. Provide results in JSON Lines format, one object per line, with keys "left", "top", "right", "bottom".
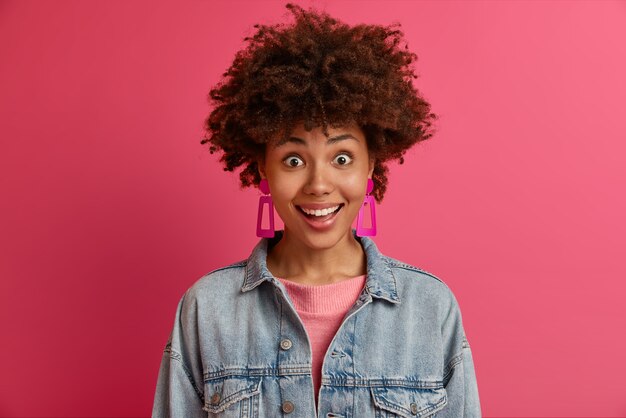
{"left": 277, "top": 275, "right": 367, "bottom": 403}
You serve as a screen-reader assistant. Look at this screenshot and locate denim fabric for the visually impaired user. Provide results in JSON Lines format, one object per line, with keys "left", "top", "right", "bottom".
{"left": 153, "top": 230, "right": 481, "bottom": 417}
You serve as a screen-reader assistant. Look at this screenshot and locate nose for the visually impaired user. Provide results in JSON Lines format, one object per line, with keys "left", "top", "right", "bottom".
{"left": 302, "top": 163, "right": 333, "bottom": 196}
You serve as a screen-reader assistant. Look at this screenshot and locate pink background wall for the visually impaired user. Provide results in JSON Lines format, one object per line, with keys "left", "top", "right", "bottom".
{"left": 1, "top": 0, "right": 625, "bottom": 416}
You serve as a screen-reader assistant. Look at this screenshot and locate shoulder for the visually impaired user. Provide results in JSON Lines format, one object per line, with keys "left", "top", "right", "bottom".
{"left": 179, "top": 259, "right": 248, "bottom": 308}
{"left": 380, "top": 254, "right": 466, "bottom": 320}
{"left": 385, "top": 256, "right": 446, "bottom": 284}
{"left": 192, "top": 259, "right": 247, "bottom": 289}
{"left": 385, "top": 255, "right": 456, "bottom": 296}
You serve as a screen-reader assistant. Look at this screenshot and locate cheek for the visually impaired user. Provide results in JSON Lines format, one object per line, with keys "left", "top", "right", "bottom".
{"left": 268, "top": 188, "right": 293, "bottom": 222}
{"left": 340, "top": 173, "right": 368, "bottom": 200}
{"left": 268, "top": 177, "right": 298, "bottom": 206}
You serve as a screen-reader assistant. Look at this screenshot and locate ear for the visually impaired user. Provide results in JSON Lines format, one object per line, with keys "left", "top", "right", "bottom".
{"left": 368, "top": 157, "right": 375, "bottom": 178}
{"left": 257, "top": 158, "right": 266, "bottom": 180}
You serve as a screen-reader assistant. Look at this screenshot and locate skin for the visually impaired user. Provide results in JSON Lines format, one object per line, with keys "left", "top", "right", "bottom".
{"left": 258, "top": 122, "right": 375, "bottom": 285}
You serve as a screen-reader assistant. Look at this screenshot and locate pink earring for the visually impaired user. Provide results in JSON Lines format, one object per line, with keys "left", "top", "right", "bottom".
{"left": 356, "top": 179, "right": 376, "bottom": 237}
{"left": 256, "top": 179, "right": 275, "bottom": 238}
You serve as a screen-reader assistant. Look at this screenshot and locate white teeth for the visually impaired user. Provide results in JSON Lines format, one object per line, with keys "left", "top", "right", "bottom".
{"left": 301, "top": 205, "right": 340, "bottom": 217}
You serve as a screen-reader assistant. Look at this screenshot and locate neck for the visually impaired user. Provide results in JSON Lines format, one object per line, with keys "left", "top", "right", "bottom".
{"left": 266, "top": 230, "right": 367, "bottom": 285}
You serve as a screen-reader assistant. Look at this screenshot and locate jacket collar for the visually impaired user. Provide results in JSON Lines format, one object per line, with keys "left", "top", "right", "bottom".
{"left": 241, "top": 230, "right": 400, "bottom": 304}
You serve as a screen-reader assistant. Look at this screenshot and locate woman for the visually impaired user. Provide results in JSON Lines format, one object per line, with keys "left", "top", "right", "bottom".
{"left": 153, "top": 4, "right": 481, "bottom": 417}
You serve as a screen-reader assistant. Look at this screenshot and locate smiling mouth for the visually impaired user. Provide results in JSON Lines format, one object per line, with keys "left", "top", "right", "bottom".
{"left": 297, "top": 204, "right": 344, "bottom": 218}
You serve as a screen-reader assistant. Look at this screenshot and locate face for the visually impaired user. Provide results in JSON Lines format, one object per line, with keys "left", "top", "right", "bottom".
{"left": 259, "top": 122, "right": 374, "bottom": 251}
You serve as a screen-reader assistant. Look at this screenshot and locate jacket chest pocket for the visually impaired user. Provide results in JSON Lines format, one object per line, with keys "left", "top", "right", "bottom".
{"left": 371, "top": 386, "right": 447, "bottom": 418}
{"left": 203, "top": 376, "right": 261, "bottom": 418}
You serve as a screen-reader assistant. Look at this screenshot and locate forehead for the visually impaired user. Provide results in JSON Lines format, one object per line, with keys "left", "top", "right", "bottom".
{"left": 271, "top": 123, "right": 366, "bottom": 149}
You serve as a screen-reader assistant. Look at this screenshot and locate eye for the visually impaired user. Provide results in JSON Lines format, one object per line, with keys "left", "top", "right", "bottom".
{"left": 283, "top": 155, "right": 304, "bottom": 167}
{"left": 333, "top": 153, "right": 353, "bottom": 166}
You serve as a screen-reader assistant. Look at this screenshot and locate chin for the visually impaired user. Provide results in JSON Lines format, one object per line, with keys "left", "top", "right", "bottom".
{"left": 291, "top": 226, "right": 354, "bottom": 250}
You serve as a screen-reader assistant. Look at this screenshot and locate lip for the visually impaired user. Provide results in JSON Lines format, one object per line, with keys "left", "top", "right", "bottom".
{"left": 296, "top": 203, "right": 344, "bottom": 231}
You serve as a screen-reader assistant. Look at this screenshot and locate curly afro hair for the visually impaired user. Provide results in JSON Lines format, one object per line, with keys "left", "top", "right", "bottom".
{"left": 201, "top": 3, "right": 437, "bottom": 202}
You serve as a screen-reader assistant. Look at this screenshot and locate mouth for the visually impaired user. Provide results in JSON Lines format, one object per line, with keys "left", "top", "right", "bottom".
{"left": 297, "top": 204, "right": 342, "bottom": 217}
{"left": 295, "top": 204, "right": 344, "bottom": 228}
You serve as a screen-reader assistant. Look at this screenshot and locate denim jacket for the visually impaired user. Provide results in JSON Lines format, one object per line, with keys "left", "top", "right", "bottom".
{"left": 153, "top": 230, "right": 481, "bottom": 417}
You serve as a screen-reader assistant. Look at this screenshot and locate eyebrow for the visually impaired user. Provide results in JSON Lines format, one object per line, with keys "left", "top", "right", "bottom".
{"left": 274, "top": 133, "right": 359, "bottom": 148}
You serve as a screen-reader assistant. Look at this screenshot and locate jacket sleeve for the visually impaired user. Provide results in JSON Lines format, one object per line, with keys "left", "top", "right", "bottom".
{"left": 438, "top": 290, "right": 482, "bottom": 417}
{"left": 152, "top": 291, "right": 206, "bottom": 418}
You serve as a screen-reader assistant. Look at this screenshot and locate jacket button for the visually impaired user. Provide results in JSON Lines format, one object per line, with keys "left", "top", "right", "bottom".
{"left": 280, "top": 338, "right": 293, "bottom": 350}
{"left": 210, "top": 392, "right": 221, "bottom": 405}
{"left": 282, "top": 400, "right": 295, "bottom": 414}
{"left": 410, "top": 402, "right": 418, "bottom": 415}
